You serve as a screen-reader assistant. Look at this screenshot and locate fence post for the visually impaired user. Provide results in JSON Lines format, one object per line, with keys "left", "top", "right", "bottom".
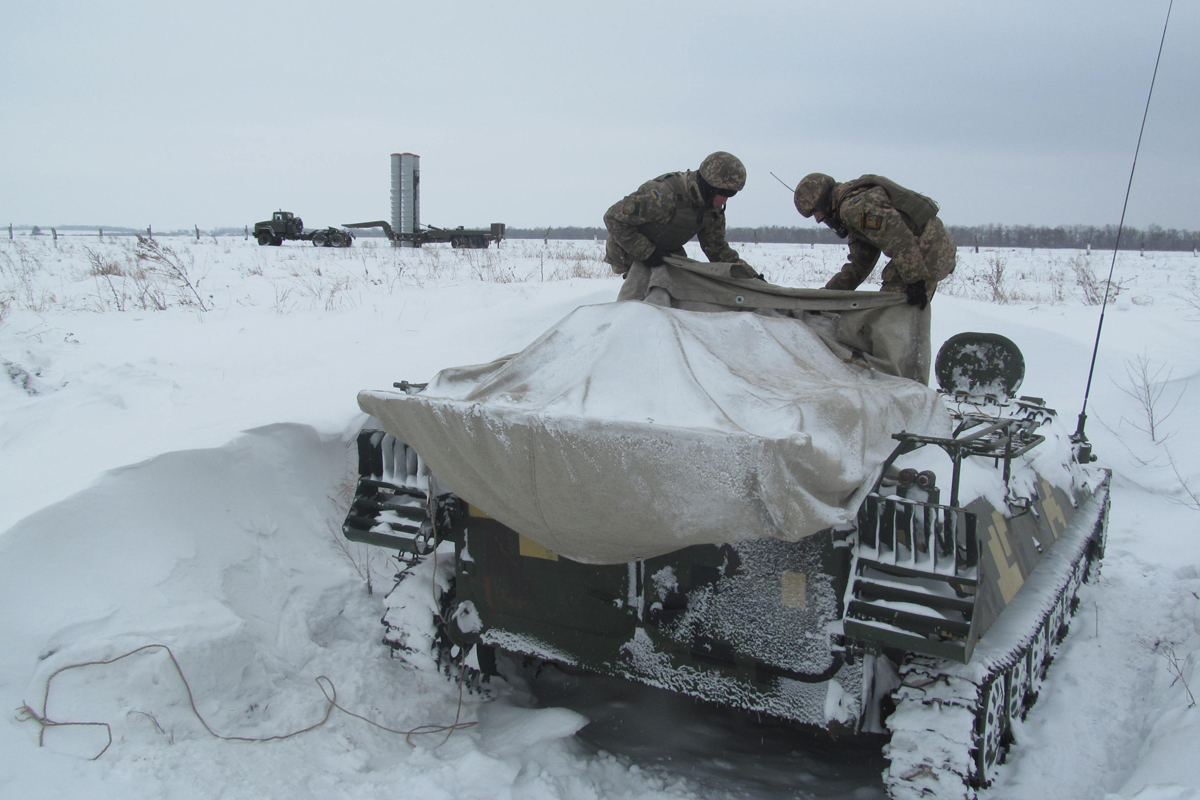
{"left": 148, "top": 224, "right": 153, "bottom": 239}
{"left": 99, "top": 227, "right": 103, "bottom": 240}
{"left": 244, "top": 225, "right": 248, "bottom": 240}
{"left": 52, "top": 227, "right": 58, "bottom": 243}
{"left": 7, "top": 223, "right": 11, "bottom": 240}
{"left": 195, "top": 225, "right": 200, "bottom": 242}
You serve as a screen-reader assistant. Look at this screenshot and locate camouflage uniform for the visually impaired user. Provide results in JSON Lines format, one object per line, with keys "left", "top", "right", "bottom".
{"left": 604, "top": 170, "right": 742, "bottom": 275}
{"left": 803, "top": 175, "right": 956, "bottom": 300}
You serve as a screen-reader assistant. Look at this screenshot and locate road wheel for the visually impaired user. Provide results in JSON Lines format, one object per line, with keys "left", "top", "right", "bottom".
{"left": 330, "top": 231, "right": 346, "bottom": 247}
{"left": 450, "top": 236, "right": 466, "bottom": 248}
{"left": 256, "top": 231, "right": 272, "bottom": 246}
{"left": 270, "top": 236, "right": 282, "bottom": 246}
{"left": 1007, "top": 651, "right": 1031, "bottom": 722}
{"left": 312, "top": 231, "right": 328, "bottom": 247}
{"left": 973, "top": 674, "right": 1010, "bottom": 786}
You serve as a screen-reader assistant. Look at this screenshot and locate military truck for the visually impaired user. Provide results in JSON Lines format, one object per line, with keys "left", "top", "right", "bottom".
{"left": 343, "top": 220, "right": 505, "bottom": 248}
{"left": 342, "top": 259, "right": 1108, "bottom": 800}
{"left": 253, "top": 211, "right": 353, "bottom": 247}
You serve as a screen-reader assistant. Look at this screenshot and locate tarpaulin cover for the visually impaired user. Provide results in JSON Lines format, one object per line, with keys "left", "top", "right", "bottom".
{"left": 619, "top": 256, "right": 934, "bottom": 383}
{"left": 358, "top": 269, "right": 951, "bottom": 563}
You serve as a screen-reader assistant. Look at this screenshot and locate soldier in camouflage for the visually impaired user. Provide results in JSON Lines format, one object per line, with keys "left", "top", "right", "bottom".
{"left": 604, "top": 152, "right": 759, "bottom": 278}
{"left": 793, "top": 173, "right": 956, "bottom": 307}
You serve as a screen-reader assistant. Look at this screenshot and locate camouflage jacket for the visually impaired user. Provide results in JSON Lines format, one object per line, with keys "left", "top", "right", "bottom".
{"left": 823, "top": 181, "right": 956, "bottom": 295}
{"left": 603, "top": 170, "right": 740, "bottom": 274}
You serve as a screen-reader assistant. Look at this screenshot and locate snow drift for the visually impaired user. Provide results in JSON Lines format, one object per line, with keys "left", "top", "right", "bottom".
{"left": 359, "top": 300, "right": 951, "bottom": 563}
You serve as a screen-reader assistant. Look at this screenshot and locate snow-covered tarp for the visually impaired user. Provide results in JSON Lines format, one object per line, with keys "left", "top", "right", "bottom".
{"left": 359, "top": 288, "right": 952, "bottom": 563}
{"left": 619, "top": 257, "right": 934, "bottom": 383}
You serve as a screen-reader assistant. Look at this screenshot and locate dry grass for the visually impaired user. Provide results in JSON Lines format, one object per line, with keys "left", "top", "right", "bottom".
{"left": 0, "top": 237, "right": 1190, "bottom": 320}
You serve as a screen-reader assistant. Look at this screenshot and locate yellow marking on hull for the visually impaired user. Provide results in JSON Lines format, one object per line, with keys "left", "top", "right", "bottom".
{"left": 781, "top": 571, "right": 808, "bottom": 609}
{"left": 519, "top": 535, "right": 559, "bottom": 561}
{"left": 993, "top": 510, "right": 1014, "bottom": 559}
{"left": 987, "top": 511, "right": 1025, "bottom": 604}
{"left": 1041, "top": 479, "right": 1067, "bottom": 539}
{"left": 468, "top": 504, "right": 493, "bottom": 519}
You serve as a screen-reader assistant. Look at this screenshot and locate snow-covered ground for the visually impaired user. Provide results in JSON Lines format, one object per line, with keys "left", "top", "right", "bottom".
{"left": 1, "top": 235, "right": 1198, "bottom": 799}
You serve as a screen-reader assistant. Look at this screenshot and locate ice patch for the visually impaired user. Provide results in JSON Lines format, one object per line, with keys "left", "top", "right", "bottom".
{"left": 476, "top": 703, "right": 589, "bottom": 757}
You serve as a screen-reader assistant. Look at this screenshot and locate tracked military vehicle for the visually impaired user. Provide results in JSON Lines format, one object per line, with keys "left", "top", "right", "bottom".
{"left": 343, "top": 258, "right": 1108, "bottom": 800}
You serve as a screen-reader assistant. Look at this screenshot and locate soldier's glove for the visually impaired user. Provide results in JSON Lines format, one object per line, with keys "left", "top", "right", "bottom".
{"left": 643, "top": 249, "right": 667, "bottom": 267}
{"left": 905, "top": 280, "right": 929, "bottom": 310}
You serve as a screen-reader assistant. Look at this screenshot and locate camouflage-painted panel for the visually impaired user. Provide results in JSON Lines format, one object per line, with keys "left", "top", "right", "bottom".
{"left": 971, "top": 478, "right": 1088, "bottom": 640}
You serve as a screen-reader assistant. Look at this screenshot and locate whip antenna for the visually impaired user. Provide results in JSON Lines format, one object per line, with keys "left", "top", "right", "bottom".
{"left": 770, "top": 172, "right": 795, "bottom": 193}
{"left": 1074, "top": 0, "right": 1174, "bottom": 459}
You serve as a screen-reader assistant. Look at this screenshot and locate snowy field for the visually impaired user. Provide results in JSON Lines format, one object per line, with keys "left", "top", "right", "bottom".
{"left": 1, "top": 234, "right": 1199, "bottom": 800}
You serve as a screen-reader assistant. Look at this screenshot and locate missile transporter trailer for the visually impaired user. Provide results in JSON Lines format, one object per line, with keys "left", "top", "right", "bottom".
{"left": 342, "top": 220, "right": 505, "bottom": 248}
{"left": 342, "top": 271, "right": 1109, "bottom": 800}
{"left": 253, "top": 211, "right": 353, "bottom": 247}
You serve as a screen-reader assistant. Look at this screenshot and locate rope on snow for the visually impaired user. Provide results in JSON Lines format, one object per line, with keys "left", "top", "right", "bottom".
{"left": 17, "top": 642, "right": 476, "bottom": 760}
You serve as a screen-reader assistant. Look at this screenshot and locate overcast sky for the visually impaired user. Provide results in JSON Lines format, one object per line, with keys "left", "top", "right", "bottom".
{"left": 2, "top": 1, "right": 1196, "bottom": 232}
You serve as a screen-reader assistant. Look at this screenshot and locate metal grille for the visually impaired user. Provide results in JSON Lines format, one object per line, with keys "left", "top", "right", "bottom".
{"left": 343, "top": 430, "right": 433, "bottom": 554}
{"left": 856, "top": 494, "right": 978, "bottom": 579}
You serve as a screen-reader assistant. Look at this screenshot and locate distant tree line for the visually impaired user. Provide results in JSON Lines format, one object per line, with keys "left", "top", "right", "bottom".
{"left": 507, "top": 224, "right": 1200, "bottom": 251}
{"left": 943, "top": 223, "right": 1199, "bottom": 251}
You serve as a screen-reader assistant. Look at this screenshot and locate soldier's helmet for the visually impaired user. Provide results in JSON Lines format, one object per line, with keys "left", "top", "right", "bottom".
{"left": 794, "top": 173, "right": 837, "bottom": 217}
{"left": 698, "top": 152, "right": 747, "bottom": 195}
